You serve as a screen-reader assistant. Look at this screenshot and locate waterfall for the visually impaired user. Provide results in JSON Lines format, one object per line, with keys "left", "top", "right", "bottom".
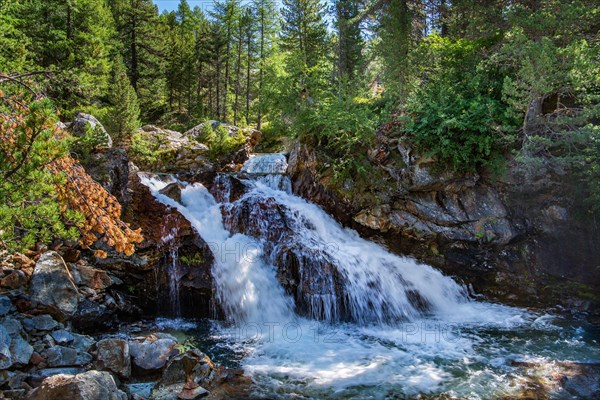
{"left": 158, "top": 215, "right": 182, "bottom": 316}
{"left": 139, "top": 157, "right": 600, "bottom": 399}
{"left": 141, "top": 173, "right": 293, "bottom": 324}
{"left": 142, "top": 154, "right": 470, "bottom": 325}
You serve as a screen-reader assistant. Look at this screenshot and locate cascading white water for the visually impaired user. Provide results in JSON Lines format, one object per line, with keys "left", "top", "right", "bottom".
{"left": 159, "top": 224, "right": 182, "bottom": 317}
{"left": 141, "top": 173, "right": 293, "bottom": 324}
{"left": 141, "top": 157, "right": 600, "bottom": 399}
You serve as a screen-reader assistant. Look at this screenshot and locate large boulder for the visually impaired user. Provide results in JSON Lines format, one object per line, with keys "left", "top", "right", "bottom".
{"left": 70, "top": 113, "right": 112, "bottom": 148}
{"left": 28, "top": 370, "right": 127, "bottom": 400}
{"left": 44, "top": 345, "right": 92, "bottom": 367}
{"left": 30, "top": 251, "right": 79, "bottom": 318}
{"left": 0, "top": 325, "right": 12, "bottom": 369}
{"left": 94, "top": 338, "right": 131, "bottom": 379}
{"left": 82, "top": 148, "right": 130, "bottom": 209}
{"left": 129, "top": 334, "right": 179, "bottom": 374}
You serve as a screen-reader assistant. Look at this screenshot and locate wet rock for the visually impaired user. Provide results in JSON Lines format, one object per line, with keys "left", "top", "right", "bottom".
{"left": 31, "top": 314, "right": 59, "bottom": 331}
{"left": 44, "top": 345, "right": 92, "bottom": 367}
{"left": 95, "top": 338, "right": 131, "bottom": 379}
{"left": 70, "top": 113, "right": 112, "bottom": 148}
{"left": 9, "top": 335, "right": 33, "bottom": 365}
{"left": 30, "top": 251, "right": 79, "bottom": 318}
{"left": 0, "top": 295, "right": 13, "bottom": 315}
{"left": 159, "top": 350, "right": 214, "bottom": 387}
{"left": 125, "top": 382, "right": 155, "bottom": 400}
{"left": 129, "top": 335, "right": 179, "bottom": 374}
{"left": 0, "top": 325, "right": 12, "bottom": 369}
{"left": 51, "top": 329, "right": 75, "bottom": 345}
{"left": 29, "top": 370, "right": 127, "bottom": 400}
{"left": 77, "top": 264, "right": 113, "bottom": 291}
{"left": 159, "top": 182, "right": 184, "bottom": 203}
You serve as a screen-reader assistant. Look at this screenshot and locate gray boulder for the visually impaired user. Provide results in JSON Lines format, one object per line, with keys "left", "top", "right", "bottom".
{"left": 0, "top": 325, "right": 12, "bottom": 369}
{"left": 44, "top": 345, "right": 92, "bottom": 367}
{"left": 129, "top": 336, "right": 179, "bottom": 373}
{"left": 71, "top": 112, "right": 112, "bottom": 148}
{"left": 0, "top": 295, "right": 13, "bottom": 315}
{"left": 95, "top": 338, "right": 131, "bottom": 379}
{"left": 29, "top": 370, "right": 127, "bottom": 400}
{"left": 30, "top": 251, "right": 79, "bottom": 318}
{"left": 9, "top": 335, "right": 33, "bottom": 365}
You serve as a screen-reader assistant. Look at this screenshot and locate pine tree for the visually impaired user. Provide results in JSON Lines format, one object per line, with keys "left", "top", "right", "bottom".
{"left": 106, "top": 57, "right": 140, "bottom": 144}
{"left": 335, "top": 0, "right": 363, "bottom": 91}
{"left": 110, "top": 0, "right": 166, "bottom": 119}
{"left": 16, "top": 0, "right": 115, "bottom": 114}
{"left": 280, "top": 0, "right": 329, "bottom": 101}
{"left": 212, "top": 0, "right": 241, "bottom": 122}
{"left": 254, "top": 0, "right": 279, "bottom": 129}
{"left": 281, "top": 0, "right": 328, "bottom": 69}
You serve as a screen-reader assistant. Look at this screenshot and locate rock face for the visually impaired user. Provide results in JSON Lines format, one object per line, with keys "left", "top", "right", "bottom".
{"left": 213, "top": 175, "right": 348, "bottom": 320}
{"left": 82, "top": 148, "right": 130, "bottom": 210}
{"left": 129, "top": 334, "right": 179, "bottom": 373}
{"left": 29, "top": 370, "right": 127, "bottom": 400}
{"left": 109, "top": 171, "right": 214, "bottom": 318}
{"left": 287, "top": 141, "right": 600, "bottom": 310}
{"left": 94, "top": 338, "right": 131, "bottom": 379}
{"left": 30, "top": 251, "right": 79, "bottom": 318}
{"left": 129, "top": 125, "right": 212, "bottom": 173}
{"left": 70, "top": 113, "right": 112, "bottom": 148}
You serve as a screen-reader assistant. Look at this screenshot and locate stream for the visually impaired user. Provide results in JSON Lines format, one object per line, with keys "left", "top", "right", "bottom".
{"left": 141, "top": 154, "right": 600, "bottom": 399}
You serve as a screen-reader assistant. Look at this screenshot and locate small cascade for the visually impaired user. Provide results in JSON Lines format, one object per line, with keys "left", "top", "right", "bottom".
{"left": 158, "top": 206, "right": 183, "bottom": 317}
{"left": 216, "top": 154, "right": 470, "bottom": 324}
{"left": 241, "top": 153, "right": 292, "bottom": 193}
{"left": 143, "top": 154, "right": 469, "bottom": 325}
{"left": 141, "top": 174, "right": 293, "bottom": 324}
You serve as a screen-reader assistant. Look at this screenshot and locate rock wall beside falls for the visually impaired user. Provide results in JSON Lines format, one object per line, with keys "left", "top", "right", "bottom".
{"left": 287, "top": 141, "right": 600, "bottom": 312}
{"left": 82, "top": 150, "right": 215, "bottom": 319}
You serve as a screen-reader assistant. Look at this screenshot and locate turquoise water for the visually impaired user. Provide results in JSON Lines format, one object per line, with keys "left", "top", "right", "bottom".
{"left": 152, "top": 312, "right": 600, "bottom": 399}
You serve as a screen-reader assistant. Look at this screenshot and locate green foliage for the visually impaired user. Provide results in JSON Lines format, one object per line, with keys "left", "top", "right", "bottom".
{"left": 130, "top": 132, "right": 160, "bottom": 166}
{"left": 0, "top": 1, "right": 31, "bottom": 71}
{"left": 106, "top": 58, "right": 141, "bottom": 144}
{"left": 198, "top": 122, "right": 217, "bottom": 146}
{"left": 209, "top": 125, "right": 246, "bottom": 157}
{"left": 15, "top": 0, "right": 115, "bottom": 114}
{"left": 180, "top": 252, "right": 205, "bottom": 266}
{"left": 0, "top": 96, "right": 79, "bottom": 252}
{"left": 70, "top": 124, "right": 110, "bottom": 163}
{"left": 402, "top": 35, "right": 513, "bottom": 172}
{"left": 297, "top": 94, "right": 379, "bottom": 181}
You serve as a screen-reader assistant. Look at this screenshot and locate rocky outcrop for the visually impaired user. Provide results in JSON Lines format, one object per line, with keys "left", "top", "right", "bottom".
{"left": 287, "top": 141, "right": 600, "bottom": 311}
{"left": 82, "top": 148, "right": 130, "bottom": 210}
{"left": 30, "top": 252, "right": 79, "bottom": 319}
{"left": 129, "top": 125, "right": 212, "bottom": 173}
{"left": 29, "top": 370, "right": 127, "bottom": 400}
{"left": 69, "top": 113, "right": 112, "bottom": 148}
{"left": 213, "top": 175, "right": 348, "bottom": 320}
{"left": 94, "top": 338, "right": 131, "bottom": 379}
{"left": 129, "top": 333, "right": 179, "bottom": 374}
{"left": 105, "top": 170, "right": 215, "bottom": 318}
